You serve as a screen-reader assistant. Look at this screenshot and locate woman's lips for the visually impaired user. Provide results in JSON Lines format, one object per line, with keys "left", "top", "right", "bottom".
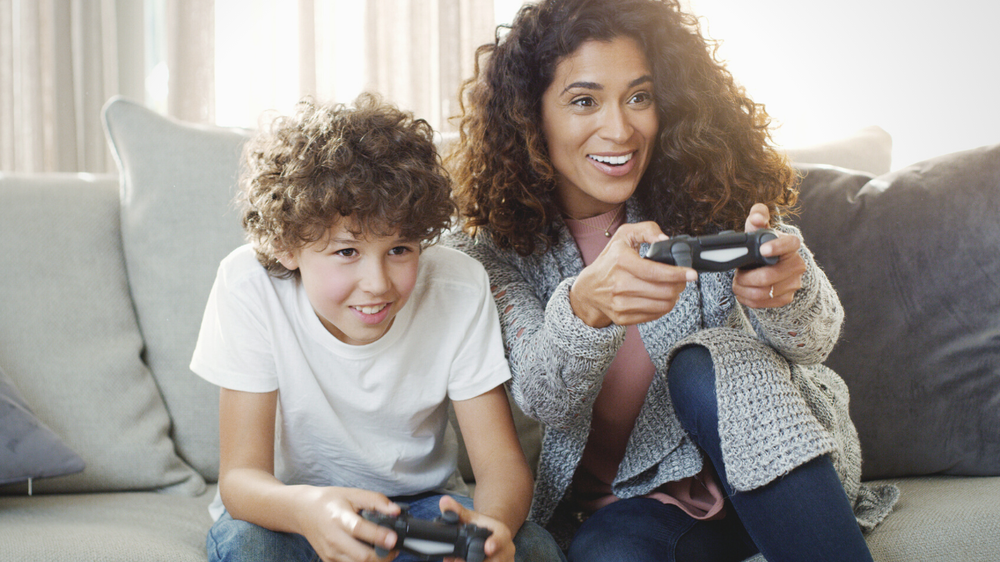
{"left": 588, "top": 151, "right": 637, "bottom": 177}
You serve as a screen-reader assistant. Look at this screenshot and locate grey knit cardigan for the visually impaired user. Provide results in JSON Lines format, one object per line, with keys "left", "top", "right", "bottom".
{"left": 443, "top": 199, "right": 897, "bottom": 546}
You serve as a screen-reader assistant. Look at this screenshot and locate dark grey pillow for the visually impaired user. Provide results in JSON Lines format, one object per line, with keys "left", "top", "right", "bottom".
{"left": 0, "top": 366, "right": 85, "bottom": 487}
{"left": 791, "top": 144, "right": 1000, "bottom": 479}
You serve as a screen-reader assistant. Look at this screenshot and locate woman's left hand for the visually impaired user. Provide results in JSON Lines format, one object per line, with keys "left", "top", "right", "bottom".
{"left": 732, "top": 203, "right": 806, "bottom": 309}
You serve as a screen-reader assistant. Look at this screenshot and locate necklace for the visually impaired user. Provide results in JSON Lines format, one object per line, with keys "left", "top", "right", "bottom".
{"left": 563, "top": 203, "right": 625, "bottom": 237}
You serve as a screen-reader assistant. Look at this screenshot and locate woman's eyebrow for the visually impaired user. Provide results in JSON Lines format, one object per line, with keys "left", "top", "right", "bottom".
{"left": 561, "top": 74, "right": 653, "bottom": 95}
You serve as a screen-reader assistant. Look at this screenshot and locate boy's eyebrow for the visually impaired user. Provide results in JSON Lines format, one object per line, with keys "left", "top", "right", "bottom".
{"left": 561, "top": 74, "right": 653, "bottom": 95}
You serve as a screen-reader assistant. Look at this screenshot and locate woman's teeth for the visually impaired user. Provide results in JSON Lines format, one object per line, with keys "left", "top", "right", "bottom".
{"left": 589, "top": 153, "right": 633, "bottom": 166}
{"left": 355, "top": 304, "right": 388, "bottom": 315}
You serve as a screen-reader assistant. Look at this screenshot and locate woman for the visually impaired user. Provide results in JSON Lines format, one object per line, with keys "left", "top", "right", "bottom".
{"left": 443, "top": 0, "right": 897, "bottom": 561}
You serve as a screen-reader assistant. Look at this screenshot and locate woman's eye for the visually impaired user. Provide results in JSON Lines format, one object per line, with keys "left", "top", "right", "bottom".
{"left": 571, "top": 96, "right": 596, "bottom": 108}
{"left": 630, "top": 91, "right": 653, "bottom": 105}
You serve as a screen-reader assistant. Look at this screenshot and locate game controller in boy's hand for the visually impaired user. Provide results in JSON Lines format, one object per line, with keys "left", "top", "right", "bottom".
{"left": 361, "top": 504, "right": 492, "bottom": 562}
{"left": 644, "top": 229, "right": 779, "bottom": 272}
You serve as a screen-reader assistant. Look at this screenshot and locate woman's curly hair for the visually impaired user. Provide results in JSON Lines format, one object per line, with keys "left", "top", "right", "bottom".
{"left": 447, "top": 0, "right": 797, "bottom": 256}
{"left": 240, "top": 93, "right": 457, "bottom": 277}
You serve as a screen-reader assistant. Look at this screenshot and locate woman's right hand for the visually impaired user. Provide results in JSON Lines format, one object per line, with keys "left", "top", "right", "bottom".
{"left": 294, "top": 486, "right": 401, "bottom": 562}
{"left": 569, "top": 221, "right": 697, "bottom": 328}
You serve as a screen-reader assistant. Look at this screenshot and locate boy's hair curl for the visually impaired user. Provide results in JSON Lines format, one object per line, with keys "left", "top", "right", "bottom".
{"left": 240, "top": 93, "right": 457, "bottom": 277}
{"left": 447, "top": 0, "right": 797, "bottom": 256}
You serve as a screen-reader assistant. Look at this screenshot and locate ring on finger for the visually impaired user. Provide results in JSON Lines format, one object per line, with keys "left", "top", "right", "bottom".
{"left": 769, "top": 285, "right": 774, "bottom": 299}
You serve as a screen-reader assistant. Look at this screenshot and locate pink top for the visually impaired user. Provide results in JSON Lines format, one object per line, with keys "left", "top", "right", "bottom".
{"left": 564, "top": 209, "right": 726, "bottom": 521}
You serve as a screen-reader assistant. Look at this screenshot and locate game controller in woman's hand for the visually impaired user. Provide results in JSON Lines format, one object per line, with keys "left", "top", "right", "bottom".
{"left": 644, "top": 229, "right": 779, "bottom": 271}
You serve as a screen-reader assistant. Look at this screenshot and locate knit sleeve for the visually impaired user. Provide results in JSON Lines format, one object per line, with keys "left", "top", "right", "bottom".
{"left": 744, "top": 223, "right": 844, "bottom": 364}
{"left": 442, "top": 230, "right": 625, "bottom": 432}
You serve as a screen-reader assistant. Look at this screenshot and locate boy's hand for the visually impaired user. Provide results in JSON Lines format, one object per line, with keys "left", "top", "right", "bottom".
{"left": 438, "top": 495, "right": 515, "bottom": 562}
{"left": 295, "top": 486, "right": 401, "bottom": 562}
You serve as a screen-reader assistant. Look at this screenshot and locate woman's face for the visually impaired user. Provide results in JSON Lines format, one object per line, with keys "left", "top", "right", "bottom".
{"left": 541, "top": 36, "right": 659, "bottom": 219}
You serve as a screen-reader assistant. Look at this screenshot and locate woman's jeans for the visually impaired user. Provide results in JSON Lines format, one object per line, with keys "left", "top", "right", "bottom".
{"left": 207, "top": 492, "right": 566, "bottom": 562}
{"left": 568, "top": 345, "right": 874, "bottom": 562}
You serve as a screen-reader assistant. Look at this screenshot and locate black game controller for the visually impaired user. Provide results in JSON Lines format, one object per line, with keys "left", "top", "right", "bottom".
{"left": 361, "top": 504, "right": 492, "bottom": 562}
{"left": 644, "top": 229, "right": 779, "bottom": 271}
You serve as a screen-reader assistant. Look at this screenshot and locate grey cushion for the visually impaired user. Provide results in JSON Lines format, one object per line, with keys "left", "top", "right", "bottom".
{"left": 792, "top": 144, "right": 1000, "bottom": 479}
{"left": 0, "top": 365, "right": 85, "bottom": 486}
{"left": 0, "top": 173, "right": 204, "bottom": 494}
{"left": 103, "top": 97, "right": 250, "bottom": 480}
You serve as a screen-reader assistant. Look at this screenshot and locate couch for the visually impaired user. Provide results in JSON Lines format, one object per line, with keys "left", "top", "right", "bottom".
{"left": 1, "top": 97, "right": 997, "bottom": 561}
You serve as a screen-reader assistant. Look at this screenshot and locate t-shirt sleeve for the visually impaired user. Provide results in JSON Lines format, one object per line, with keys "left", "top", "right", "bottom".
{"left": 446, "top": 260, "right": 512, "bottom": 402}
{"left": 190, "top": 257, "right": 279, "bottom": 393}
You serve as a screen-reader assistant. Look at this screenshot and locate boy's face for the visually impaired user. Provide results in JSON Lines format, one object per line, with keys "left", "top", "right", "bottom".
{"left": 278, "top": 221, "right": 421, "bottom": 346}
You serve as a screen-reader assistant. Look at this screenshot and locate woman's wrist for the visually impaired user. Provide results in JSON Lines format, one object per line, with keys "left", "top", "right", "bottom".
{"left": 569, "top": 278, "right": 612, "bottom": 328}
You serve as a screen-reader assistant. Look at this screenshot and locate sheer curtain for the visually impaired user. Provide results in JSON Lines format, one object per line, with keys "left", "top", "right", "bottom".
{"left": 211, "top": 0, "right": 495, "bottom": 131}
{"left": 1, "top": 0, "right": 496, "bottom": 173}
{"left": 0, "top": 0, "right": 141, "bottom": 173}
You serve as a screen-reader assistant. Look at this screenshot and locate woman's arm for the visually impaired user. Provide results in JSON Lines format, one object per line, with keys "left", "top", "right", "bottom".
{"left": 217, "top": 388, "right": 398, "bottom": 562}
{"left": 451, "top": 385, "right": 533, "bottom": 562}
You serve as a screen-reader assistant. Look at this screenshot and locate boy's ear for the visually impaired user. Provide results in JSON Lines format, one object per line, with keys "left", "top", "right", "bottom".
{"left": 276, "top": 251, "right": 299, "bottom": 271}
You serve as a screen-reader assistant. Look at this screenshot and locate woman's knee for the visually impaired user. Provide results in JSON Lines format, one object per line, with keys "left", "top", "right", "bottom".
{"left": 667, "top": 345, "right": 718, "bottom": 429}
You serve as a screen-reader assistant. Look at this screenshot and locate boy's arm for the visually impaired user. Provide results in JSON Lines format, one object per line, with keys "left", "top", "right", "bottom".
{"left": 452, "top": 385, "right": 533, "bottom": 560}
{"left": 217, "top": 388, "right": 399, "bottom": 561}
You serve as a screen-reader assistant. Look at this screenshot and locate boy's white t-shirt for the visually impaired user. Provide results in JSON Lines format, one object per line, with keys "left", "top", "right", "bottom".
{"left": 190, "top": 243, "right": 511, "bottom": 520}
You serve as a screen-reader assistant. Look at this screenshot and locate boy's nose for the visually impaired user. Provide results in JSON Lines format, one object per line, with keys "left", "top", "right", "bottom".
{"left": 359, "top": 259, "right": 391, "bottom": 295}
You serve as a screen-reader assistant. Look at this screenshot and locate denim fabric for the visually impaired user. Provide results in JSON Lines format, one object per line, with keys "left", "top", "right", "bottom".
{"left": 567, "top": 345, "right": 874, "bottom": 562}
{"left": 207, "top": 493, "right": 565, "bottom": 562}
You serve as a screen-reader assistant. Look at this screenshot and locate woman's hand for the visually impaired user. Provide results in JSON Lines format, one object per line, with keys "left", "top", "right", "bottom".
{"left": 293, "top": 486, "right": 401, "bottom": 562}
{"left": 733, "top": 203, "right": 806, "bottom": 309}
{"left": 438, "top": 496, "right": 515, "bottom": 562}
{"left": 570, "top": 221, "right": 697, "bottom": 328}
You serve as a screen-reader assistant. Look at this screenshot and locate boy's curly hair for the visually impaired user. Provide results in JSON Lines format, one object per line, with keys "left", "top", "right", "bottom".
{"left": 240, "top": 93, "right": 457, "bottom": 277}
{"left": 447, "top": 0, "right": 797, "bottom": 256}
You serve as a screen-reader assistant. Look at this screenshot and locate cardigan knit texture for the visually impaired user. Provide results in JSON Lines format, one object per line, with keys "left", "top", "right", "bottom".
{"left": 443, "top": 199, "right": 898, "bottom": 548}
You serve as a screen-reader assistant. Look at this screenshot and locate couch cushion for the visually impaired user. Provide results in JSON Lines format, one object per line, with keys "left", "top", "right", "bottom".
{"left": 793, "top": 144, "right": 1000, "bottom": 479}
{"left": 0, "top": 486, "right": 215, "bottom": 561}
{"left": 103, "top": 97, "right": 250, "bottom": 481}
{"left": 0, "top": 173, "right": 204, "bottom": 494}
{"left": 783, "top": 125, "right": 893, "bottom": 176}
{"left": 864, "top": 476, "right": 1000, "bottom": 562}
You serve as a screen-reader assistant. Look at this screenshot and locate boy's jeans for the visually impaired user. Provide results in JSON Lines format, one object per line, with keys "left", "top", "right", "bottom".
{"left": 207, "top": 492, "right": 566, "bottom": 562}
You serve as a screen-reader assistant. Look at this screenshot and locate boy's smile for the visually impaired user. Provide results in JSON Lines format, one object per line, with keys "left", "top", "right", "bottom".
{"left": 279, "top": 221, "right": 421, "bottom": 346}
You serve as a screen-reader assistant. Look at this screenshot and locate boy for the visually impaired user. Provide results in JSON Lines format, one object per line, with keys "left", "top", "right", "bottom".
{"left": 191, "top": 94, "right": 561, "bottom": 562}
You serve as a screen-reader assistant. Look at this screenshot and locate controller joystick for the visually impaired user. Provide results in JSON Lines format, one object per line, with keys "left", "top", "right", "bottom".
{"left": 644, "top": 229, "right": 779, "bottom": 272}
{"left": 361, "top": 504, "right": 492, "bottom": 562}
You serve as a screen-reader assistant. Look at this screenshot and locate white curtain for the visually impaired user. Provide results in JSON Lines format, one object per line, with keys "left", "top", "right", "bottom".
{"left": 1, "top": 0, "right": 495, "bottom": 173}
{"left": 0, "top": 0, "right": 139, "bottom": 173}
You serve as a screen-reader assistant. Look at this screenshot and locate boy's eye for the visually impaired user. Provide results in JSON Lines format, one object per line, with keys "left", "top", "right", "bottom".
{"left": 389, "top": 246, "right": 414, "bottom": 256}
{"left": 335, "top": 248, "right": 358, "bottom": 258}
